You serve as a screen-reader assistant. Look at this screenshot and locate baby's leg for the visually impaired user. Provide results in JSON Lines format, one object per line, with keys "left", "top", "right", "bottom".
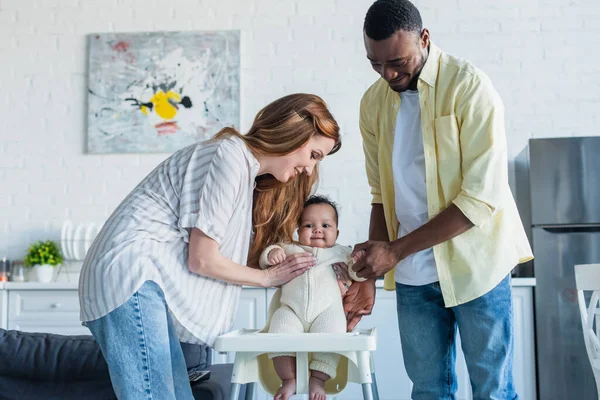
{"left": 272, "top": 356, "right": 296, "bottom": 400}
{"left": 309, "top": 370, "right": 330, "bottom": 400}
{"left": 269, "top": 305, "right": 305, "bottom": 400}
{"left": 307, "top": 302, "right": 347, "bottom": 400}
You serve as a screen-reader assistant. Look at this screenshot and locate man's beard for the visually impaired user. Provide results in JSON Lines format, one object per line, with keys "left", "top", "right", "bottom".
{"left": 389, "top": 52, "right": 428, "bottom": 92}
{"left": 407, "top": 52, "right": 427, "bottom": 89}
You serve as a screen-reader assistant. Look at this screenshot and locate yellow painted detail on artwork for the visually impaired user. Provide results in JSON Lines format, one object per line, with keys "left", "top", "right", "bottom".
{"left": 166, "top": 91, "right": 181, "bottom": 102}
{"left": 150, "top": 90, "right": 178, "bottom": 120}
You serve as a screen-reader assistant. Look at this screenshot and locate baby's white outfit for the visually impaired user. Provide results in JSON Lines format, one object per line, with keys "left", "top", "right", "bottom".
{"left": 259, "top": 243, "right": 365, "bottom": 378}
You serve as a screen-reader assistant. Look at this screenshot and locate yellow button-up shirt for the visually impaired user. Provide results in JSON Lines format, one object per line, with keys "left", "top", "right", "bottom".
{"left": 360, "top": 43, "right": 533, "bottom": 307}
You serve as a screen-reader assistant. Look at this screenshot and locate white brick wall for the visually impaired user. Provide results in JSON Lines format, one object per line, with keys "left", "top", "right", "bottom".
{"left": 1, "top": 0, "right": 599, "bottom": 258}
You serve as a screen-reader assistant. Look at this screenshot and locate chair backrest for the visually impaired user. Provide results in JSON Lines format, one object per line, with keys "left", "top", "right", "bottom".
{"left": 575, "top": 264, "right": 600, "bottom": 372}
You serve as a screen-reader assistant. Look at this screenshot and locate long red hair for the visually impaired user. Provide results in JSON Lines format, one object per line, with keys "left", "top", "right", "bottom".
{"left": 214, "top": 93, "right": 341, "bottom": 266}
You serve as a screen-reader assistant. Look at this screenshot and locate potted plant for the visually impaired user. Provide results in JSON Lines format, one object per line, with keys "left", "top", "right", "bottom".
{"left": 24, "top": 240, "right": 63, "bottom": 283}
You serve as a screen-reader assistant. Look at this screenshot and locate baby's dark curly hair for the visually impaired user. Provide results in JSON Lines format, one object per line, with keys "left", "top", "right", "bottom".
{"left": 303, "top": 195, "right": 339, "bottom": 225}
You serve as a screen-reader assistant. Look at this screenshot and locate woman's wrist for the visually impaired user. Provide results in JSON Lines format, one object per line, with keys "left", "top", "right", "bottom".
{"left": 259, "top": 268, "right": 270, "bottom": 288}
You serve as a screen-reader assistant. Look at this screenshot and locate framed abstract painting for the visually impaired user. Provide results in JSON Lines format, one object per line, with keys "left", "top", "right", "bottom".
{"left": 87, "top": 30, "right": 240, "bottom": 153}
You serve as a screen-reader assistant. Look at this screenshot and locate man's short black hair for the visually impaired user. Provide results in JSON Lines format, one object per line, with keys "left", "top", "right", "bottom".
{"left": 303, "top": 195, "right": 339, "bottom": 225}
{"left": 364, "top": 0, "right": 423, "bottom": 41}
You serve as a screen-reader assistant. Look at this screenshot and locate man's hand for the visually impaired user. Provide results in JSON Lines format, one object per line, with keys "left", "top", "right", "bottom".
{"left": 343, "top": 279, "right": 376, "bottom": 331}
{"left": 351, "top": 240, "right": 404, "bottom": 279}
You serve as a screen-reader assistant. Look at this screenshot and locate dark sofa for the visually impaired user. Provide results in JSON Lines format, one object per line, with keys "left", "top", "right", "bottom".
{"left": 0, "top": 329, "right": 244, "bottom": 400}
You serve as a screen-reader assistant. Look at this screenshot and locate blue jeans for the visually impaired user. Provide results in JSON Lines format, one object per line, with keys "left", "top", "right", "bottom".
{"left": 87, "top": 280, "right": 194, "bottom": 400}
{"left": 395, "top": 274, "right": 517, "bottom": 400}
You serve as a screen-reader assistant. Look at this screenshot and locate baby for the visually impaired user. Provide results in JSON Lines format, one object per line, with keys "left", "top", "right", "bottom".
{"left": 259, "top": 195, "right": 365, "bottom": 400}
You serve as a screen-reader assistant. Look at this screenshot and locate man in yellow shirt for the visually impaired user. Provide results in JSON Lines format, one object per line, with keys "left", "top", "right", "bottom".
{"left": 344, "top": 1, "right": 533, "bottom": 398}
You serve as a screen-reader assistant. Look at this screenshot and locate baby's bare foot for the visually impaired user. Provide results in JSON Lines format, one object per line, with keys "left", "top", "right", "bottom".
{"left": 274, "top": 378, "right": 296, "bottom": 400}
{"left": 309, "top": 376, "right": 327, "bottom": 400}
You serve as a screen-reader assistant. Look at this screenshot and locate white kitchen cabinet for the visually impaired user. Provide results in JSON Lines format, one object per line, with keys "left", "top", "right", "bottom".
{"left": 213, "top": 288, "right": 270, "bottom": 400}
{"left": 6, "top": 289, "right": 90, "bottom": 335}
{"left": 212, "top": 288, "right": 267, "bottom": 365}
{"left": 0, "top": 289, "right": 7, "bottom": 329}
{"left": 0, "top": 282, "right": 536, "bottom": 400}
{"left": 334, "top": 288, "right": 410, "bottom": 400}
{"left": 512, "top": 286, "right": 537, "bottom": 400}
{"left": 339, "top": 286, "right": 536, "bottom": 400}
{"left": 333, "top": 289, "right": 468, "bottom": 400}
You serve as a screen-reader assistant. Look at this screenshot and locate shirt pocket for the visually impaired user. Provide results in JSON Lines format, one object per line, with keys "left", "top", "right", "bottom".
{"left": 434, "top": 115, "right": 462, "bottom": 202}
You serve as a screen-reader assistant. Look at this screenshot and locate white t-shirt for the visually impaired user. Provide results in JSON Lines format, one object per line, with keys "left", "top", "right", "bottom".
{"left": 392, "top": 90, "right": 439, "bottom": 286}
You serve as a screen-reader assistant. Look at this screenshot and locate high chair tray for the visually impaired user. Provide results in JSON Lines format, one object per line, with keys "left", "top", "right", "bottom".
{"left": 214, "top": 328, "right": 377, "bottom": 353}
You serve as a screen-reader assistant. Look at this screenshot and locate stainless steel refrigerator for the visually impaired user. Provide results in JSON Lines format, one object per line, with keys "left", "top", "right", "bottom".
{"left": 516, "top": 137, "right": 600, "bottom": 400}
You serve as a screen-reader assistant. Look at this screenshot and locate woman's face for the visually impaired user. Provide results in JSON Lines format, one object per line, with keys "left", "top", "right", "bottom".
{"left": 270, "top": 135, "right": 336, "bottom": 183}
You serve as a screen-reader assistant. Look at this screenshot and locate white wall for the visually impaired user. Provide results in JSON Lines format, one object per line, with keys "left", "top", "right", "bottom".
{"left": 1, "top": 0, "right": 599, "bottom": 258}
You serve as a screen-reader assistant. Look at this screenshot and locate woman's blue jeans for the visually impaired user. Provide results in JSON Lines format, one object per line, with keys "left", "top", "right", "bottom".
{"left": 87, "top": 280, "right": 194, "bottom": 400}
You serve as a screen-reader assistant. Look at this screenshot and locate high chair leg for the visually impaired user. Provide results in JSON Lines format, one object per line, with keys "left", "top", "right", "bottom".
{"left": 362, "top": 383, "right": 374, "bottom": 400}
{"left": 371, "top": 373, "right": 380, "bottom": 400}
{"left": 230, "top": 383, "right": 241, "bottom": 400}
{"left": 245, "top": 382, "right": 256, "bottom": 400}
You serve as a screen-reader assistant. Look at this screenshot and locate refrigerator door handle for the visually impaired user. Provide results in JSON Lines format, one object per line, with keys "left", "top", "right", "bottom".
{"left": 537, "top": 226, "right": 600, "bottom": 234}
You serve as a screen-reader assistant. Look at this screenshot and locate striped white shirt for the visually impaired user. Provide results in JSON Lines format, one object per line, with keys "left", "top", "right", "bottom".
{"left": 79, "top": 135, "right": 259, "bottom": 346}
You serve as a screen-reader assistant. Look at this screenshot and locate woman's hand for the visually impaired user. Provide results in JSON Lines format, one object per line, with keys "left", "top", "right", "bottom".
{"left": 267, "top": 248, "right": 286, "bottom": 265}
{"left": 263, "top": 252, "right": 315, "bottom": 287}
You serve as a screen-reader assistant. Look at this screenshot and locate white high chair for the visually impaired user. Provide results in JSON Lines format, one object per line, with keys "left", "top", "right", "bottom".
{"left": 214, "top": 328, "right": 379, "bottom": 400}
{"left": 575, "top": 263, "right": 600, "bottom": 399}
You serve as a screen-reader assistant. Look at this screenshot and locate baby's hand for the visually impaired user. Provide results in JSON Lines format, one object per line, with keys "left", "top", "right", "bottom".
{"left": 337, "top": 278, "right": 350, "bottom": 297}
{"left": 347, "top": 249, "right": 367, "bottom": 282}
{"left": 267, "top": 248, "right": 286, "bottom": 265}
{"left": 351, "top": 249, "right": 366, "bottom": 265}
{"left": 333, "top": 262, "right": 352, "bottom": 297}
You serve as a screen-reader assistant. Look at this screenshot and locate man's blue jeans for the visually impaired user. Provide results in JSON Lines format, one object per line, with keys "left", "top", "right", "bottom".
{"left": 395, "top": 274, "right": 517, "bottom": 400}
{"left": 87, "top": 280, "right": 194, "bottom": 400}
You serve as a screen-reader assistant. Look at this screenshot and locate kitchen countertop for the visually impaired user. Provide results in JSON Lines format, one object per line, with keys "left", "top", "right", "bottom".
{"left": 0, "top": 277, "right": 536, "bottom": 290}
{"left": 0, "top": 281, "right": 80, "bottom": 290}
{"left": 510, "top": 277, "right": 536, "bottom": 287}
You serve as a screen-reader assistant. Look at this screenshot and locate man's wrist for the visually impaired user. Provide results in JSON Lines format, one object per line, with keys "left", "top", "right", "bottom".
{"left": 390, "top": 237, "right": 408, "bottom": 262}
{"left": 360, "top": 278, "right": 377, "bottom": 289}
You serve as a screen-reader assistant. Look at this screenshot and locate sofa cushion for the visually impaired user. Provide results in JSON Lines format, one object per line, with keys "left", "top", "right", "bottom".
{"left": 0, "top": 329, "right": 211, "bottom": 381}
{"left": 0, "top": 376, "right": 116, "bottom": 400}
{"left": 0, "top": 365, "right": 240, "bottom": 400}
{"left": 0, "top": 329, "right": 108, "bottom": 381}
{"left": 0, "top": 329, "right": 235, "bottom": 400}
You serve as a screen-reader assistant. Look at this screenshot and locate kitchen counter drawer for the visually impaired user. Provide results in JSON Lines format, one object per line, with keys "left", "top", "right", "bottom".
{"left": 8, "top": 290, "right": 80, "bottom": 319}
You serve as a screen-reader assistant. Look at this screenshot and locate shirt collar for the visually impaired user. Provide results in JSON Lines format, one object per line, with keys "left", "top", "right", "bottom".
{"left": 418, "top": 42, "right": 441, "bottom": 88}
{"left": 229, "top": 135, "right": 260, "bottom": 177}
